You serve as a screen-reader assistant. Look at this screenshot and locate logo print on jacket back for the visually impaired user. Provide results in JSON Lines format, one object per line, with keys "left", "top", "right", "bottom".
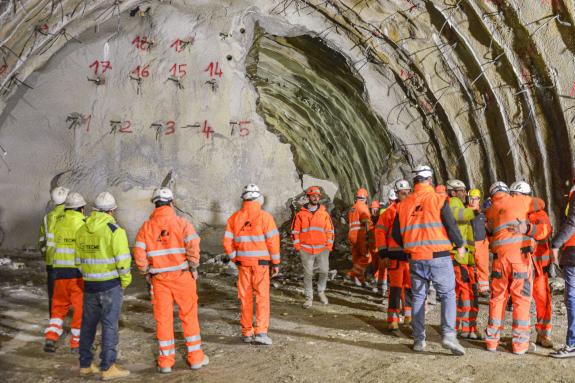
{"left": 157, "top": 229, "right": 170, "bottom": 243}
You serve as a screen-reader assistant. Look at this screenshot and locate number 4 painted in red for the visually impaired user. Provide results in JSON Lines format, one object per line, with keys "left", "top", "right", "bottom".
{"left": 202, "top": 120, "right": 214, "bottom": 138}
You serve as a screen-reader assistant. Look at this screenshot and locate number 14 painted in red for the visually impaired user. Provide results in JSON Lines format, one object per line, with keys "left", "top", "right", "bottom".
{"left": 204, "top": 62, "right": 223, "bottom": 78}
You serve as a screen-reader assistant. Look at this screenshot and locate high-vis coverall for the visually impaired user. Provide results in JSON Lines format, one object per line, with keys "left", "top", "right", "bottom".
{"left": 223, "top": 200, "right": 280, "bottom": 337}
{"left": 471, "top": 210, "right": 490, "bottom": 293}
{"left": 44, "top": 209, "right": 85, "bottom": 349}
{"left": 485, "top": 193, "right": 544, "bottom": 353}
{"left": 370, "top": 211, "right": 387, "bottom": 289}
{"left": 134, "top": 205, "right": 205, "bottom": 369}
{"left": 347, "top": 200, "right": 372, "bottom": 282}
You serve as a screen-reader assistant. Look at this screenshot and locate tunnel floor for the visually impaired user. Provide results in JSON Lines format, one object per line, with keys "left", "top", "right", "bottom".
{"left": 0, "top": 250, "right": 573, "bottom": 383}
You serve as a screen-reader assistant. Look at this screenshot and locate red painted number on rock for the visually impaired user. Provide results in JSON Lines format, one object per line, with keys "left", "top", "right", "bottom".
{"left": 202, "top": 120, "right": 214, "bottom": 138}
{"left": 131, "top": 65, "right": 150, "bottom": 78}
{"left": 170, "top": 64, "right": 187, "bottom": 77}
{"left": 205, "top": 62, "right": 223, "bottom": 78}
{"left": 131, "top": 36, "right": 151, "bottom": 51}
{"left": 89, "top": 60, "right": 112, "bottom": 75}
{"left": 0, "top": 64, "right": 7, "bottom": 76}
{"left": 120, "top": 121, "right": 133, "bottom": 133}
{"left": 165, "top": 120, "right": 176, "bottom": 135}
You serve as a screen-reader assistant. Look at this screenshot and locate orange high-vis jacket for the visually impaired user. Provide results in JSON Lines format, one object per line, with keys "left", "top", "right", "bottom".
{"left": 223, "top": 200, "right": 280, "bottom": 266}
{"left": 375, "top": 202, "right": 407, "bottom": 260}
{"left": 348, "top": 200, "right": 371, "bottom": 244}
{"left": 133, "top": 205, "right": 201, "bottom": 275}
{"left": 397, "top": 183, "right": 452, "bottom": 260}
{"left": 527, "top": 209, "right": 552, "bottom": 266}
{"left": 485, "top": 192, "right": 545, "bottom": 255}
{"left": 291, "top": 205, "right": 334, "bottom": 254}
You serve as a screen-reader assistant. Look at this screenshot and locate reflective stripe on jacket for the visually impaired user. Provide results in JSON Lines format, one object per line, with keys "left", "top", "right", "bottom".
{"left": 75, "top": 211, "right": 132, "bottom": 288}
{"left": 134, "top": 206, "right": 201, "bottom": 275}
{"left": 223, "top": 200, "right": 280, "bottom": 266}
{"left": 52, "top": 210, "right": 85, "bottom": 270}
{"left": 397, "top": 183, "right": 452, "bottom": 260}
{"left": 38, "top": 204, "right": 66, "bottom": 266}
{"left": 291, "top": 204, "right": 334, "bottom": 254}
{"left": 449, "top": 197, "right": 476, "bottom": 265}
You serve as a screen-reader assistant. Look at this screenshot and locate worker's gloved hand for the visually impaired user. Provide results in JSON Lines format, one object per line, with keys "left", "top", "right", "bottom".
{"left": 271, "top": 266, "right": 279, "bottom": 277}
{"left": 454, "top": 247, "right": 466, "bottom": 264}
{"left": 551, "top": 248, "right": 560, "bottom": 267}
{"left": 190, "top": 267, "right": 199, "bottom": 280}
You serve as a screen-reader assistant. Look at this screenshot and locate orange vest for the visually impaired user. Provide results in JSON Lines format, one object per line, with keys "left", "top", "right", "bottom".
{"left": 527, "top": 209, "right": 552, "bottom": 266}
{"left": 134, "top": 206, "right": 201, "bottom": 276}
{"left": 485, "top": 193, "right": 544, "bottom": 258}
{"left": 348, "top": 200, "right": 370, "bottom": 244}
{"left": 223, "top": 201, "right": 280, "bottom": 266}
{"left": 291, "top": 205, "right": 334, "bottom": 255}
{"left": 397, "top": 183, "right": 452, "bottom": 260}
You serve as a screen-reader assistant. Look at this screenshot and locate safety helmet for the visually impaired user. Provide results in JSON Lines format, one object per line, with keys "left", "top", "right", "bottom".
{"left": 370, "top": 200, "right": 380, "bottom": 209}
{"left": 94, "top": 191, "right": 117, "bottom": 211}
{"left": 241, "top": 184, "right": 261, "bottom": 201}
{"left": 489, "top": 181, "right": 509, "bottom": 196}
{"left": 468, "top": 188, "right": 481, "bottom": 199}
{"left": 355, "top": 188, "right": 368, "bottom": 199}
{"left": 446, "top": 179, "right": 466, "bottom": 191}
{"left": 306, "top": 186, "right": 321, "bottom": 196}
{"left": 51, "top": 186, "right": 70, "bottom": 205}
{"left": 412, "top": 165, "right": 433, "bottom": 179}
{"left": 435, "top": 185, "right": 447, "bottom": 195}
{"left": 509, "top": 181, "right": 532, "bottom": 195}
{"left": 394, "top": 179, "right": 411, "bottom": 192}
{"left": 64, "top": 192, "right": 86, "bottom": 209}
{"left": 388, "top": 189, "right": 398, "bottom": 201}
{"left": 151, "top": 187, "right": 174, "bottom": 203}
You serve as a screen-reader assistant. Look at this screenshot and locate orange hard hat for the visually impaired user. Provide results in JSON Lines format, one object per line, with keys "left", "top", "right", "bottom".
{"left": 306, "top": 186, "right": 321, "bottom": 196}
{"left": 355, "top": 188, "right": 369, "bottom": 199}
{"left": 370, "top": 200, "right": 380, "bottom": 209}
{"left": 435, "top": 185, "right": 447, "bottom": 195}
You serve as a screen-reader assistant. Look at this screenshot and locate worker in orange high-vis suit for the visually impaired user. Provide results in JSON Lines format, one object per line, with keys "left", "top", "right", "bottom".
{"left": 291, "top": 186, "right": 334, "bottom": 309}
{"left": 375, "top": 179, "right": 412, "bottom": 329}
{"left": 468, "top": 189, "right": 490, "bottom": 296}
{"left": 484, "top": 181, "right": 544, "bottom": 354}
{"left": 369, "top": 200, "right": 387, "bottom": 294}
{"left": 134, "top": 188, "right": 208, "bottom": 373}
{"left": 44, "top": 192, "right": 86, "bottom": 353}
{"left": 347, "top": 188, "right": 372, "bottom": 286}
{"left": 508, "top": 181, "right": 553, "bottom": 348}
{"left": 223, "top": 184, "right": 280, "bottom": 346}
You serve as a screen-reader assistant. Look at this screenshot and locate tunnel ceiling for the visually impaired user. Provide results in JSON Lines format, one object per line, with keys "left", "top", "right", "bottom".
{"left": 0, "top": 0, "right": 575, "bottom": 243}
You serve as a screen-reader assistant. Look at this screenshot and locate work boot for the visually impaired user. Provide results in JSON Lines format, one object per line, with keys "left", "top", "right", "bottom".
{"left": 413, "top": 340, "right": 426, "bottom": 352}
{"left": 253, "top": 333, "right": 273, "bottom": 346}
{"left": 190, "top": 355, "right": 209, "bottom": 370}
{"left": 318, "top": 292, "right": 329, "bottom": 305}
{"left": 353, "top": 277, "right": 362, "bottom": 287}
{"left": 459, "top": 332, "right": 470, "bottom": 339}
{"left": 388, "top": 322, "right": 399, "bottom": 331}
{"left": 79, "top": 363, "right": 100, "bottom": 376}
{"left": 101, "top": 364, "right": 130, "bottom": 381}
{"left": 536, "top": 334, "right": 554, "bottom": 348}
{"left": 442, "top": 334, "right": 466, "bottom": 356}
{"left": 302, "top": 299, "right": 313, "bottom": 309}
{"left": 403, "top": 316, "right": 412, "bottom": 325}
{"left": 44, "top": 340, "right": 56, "bottom": 353}
{"left": 371, "top": 286, "right": 379, "bottom": 293}
{"left": 241, "top": 335, "right": 254, "bottom": 343}
{"left": 468, "top": 331, "right": 483, "bottom": 340}
{"left": 158, "top": 366, "right": 172, "bottom": 374}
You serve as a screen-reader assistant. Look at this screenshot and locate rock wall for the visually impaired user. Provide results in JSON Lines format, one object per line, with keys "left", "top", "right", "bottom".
{"left": 1, "top": 0, "right": 574, "bottom": 249}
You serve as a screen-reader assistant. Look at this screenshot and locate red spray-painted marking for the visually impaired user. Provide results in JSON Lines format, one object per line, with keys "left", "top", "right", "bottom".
{"left": 205, "top": 62, "right": 223, "bottom": 78}
{"left": 569, "top": 81, "right": 575, "bottom": 98}
{"left": 131, "top": 36, "right": 151, "bottom": 51}
{"left": 131, "top": 65, "right": 150, "bottom": 78}
{"left": 165, "top": 120, "right": 176, "bottom": 135}
{"left": 89, "top": 60, "right": 112, "bottom": 75}
{"left": 170, "top": 63, "right": 187, "bottom": 77}
{"left": 202, "top": 120, "right": 215, "bottom": 138}
{"left": 0, "top": 64, "right": 8, "bottom": 76}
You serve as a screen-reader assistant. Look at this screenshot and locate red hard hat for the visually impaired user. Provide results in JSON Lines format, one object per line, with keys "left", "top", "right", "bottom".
{"left": 356, "top": 188, "right": 369, "bottom": 199}
{"left": 370, "top": 200, "right": 380, "bottom": 209}
{"left": 306, "top": 186, "right": 321, "bottom": 196}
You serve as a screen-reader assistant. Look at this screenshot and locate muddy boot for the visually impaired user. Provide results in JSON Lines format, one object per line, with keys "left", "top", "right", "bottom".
{"left": 302, "top": 299, "right": 313, "bottom": 309}
{"left": 413, "top": 340, "right": 426, "bottom": 352}
{"left": 253, "top": 333, "right": 273, "bottom": 346}
{"left": 190, "top": 355, "right": 209, "bottom": 370}
{"left": 442, "top": 334, "right": 466, "bottom": 356}
{"left": 44, "top": 340, "right": 56, "bottom": 353}
{"left": 388, "top": 322, "right": 399, "bottom": 331}
{"left": 459, "top": 332, "right": 470, "bottom": 339}
{"left": 468, "top": 331, "right": 483, "bottom": 340}
{"left": 241, "top": 335, "right": 254, "bottom": 343}
{"left": 403, "top": 316, "right": 412, "bottom": 326}
{"left": 80, "top": 363, "right": 100, "bottom": 376}
{"left": 353, "top": 277, "right": 362, "bottom": 287}
{"left": 536, "top": 334, "right": 554, "bottom": 348}
{"left": 158, "top": 366, "right": 172, "bottom": 374}
{"left": 101, "top": 364, "right": 130, "bottom": 381}
{"left": 318, "top": 292, "right": 329, "bottom": 305}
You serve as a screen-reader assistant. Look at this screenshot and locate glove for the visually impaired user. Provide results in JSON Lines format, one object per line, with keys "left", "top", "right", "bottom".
{"left": 271, "top": 265, "right": 279, "bottom": 277}
{"left": 454, "top": 247, "right": 466, "bottom": 264}
{"left": 190, "top": 267, "right": 199, "bottom": 280}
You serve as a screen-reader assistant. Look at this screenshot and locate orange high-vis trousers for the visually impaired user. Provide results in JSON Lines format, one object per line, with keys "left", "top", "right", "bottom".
{"left": 533, "top": 262, "right": 552, "bottom": 337}
{"left": 237, "top": 264, "right": 270, "bottom": 336}
{"left": 475, "top": 239, "right": 490, "bottom": 293}
{"left": 454, "top": 264, "right": 479, "bottom": 333}
{"left": 152, "top": 271, "right": 205, "bottom": 368}
{"left": 485, "top": 253, "right": 533, "bottom": 353}
{"left": 387, "top": 259, "right": 412, "bottom": 323}
{"left": 347, "top": 243, "right": 371, "bottom": 283}
{"left": 372, "top": 251, "right": 387, "bottom": 288}
{"left": 44, "top": 278, "right": 84, "bottom": 348}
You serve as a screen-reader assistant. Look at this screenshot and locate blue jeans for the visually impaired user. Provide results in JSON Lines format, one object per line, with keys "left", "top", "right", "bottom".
{"left": 409, "top": 256, "right": 457, "bottom": 342}
{"left": 79, "top": 285, "right": 123, "bottom": 371}
{"left": 564, "top": 266, "right": 575, "bottom": 346}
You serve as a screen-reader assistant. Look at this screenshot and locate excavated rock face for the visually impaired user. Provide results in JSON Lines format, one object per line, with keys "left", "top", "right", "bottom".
{"left": 0, "top": 0, "right": 574, "bottom": 248}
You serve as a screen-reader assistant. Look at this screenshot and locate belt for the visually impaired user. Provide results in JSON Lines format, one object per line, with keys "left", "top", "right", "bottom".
{"left": 236, "top": 260, "right": 270, "bottom": 266}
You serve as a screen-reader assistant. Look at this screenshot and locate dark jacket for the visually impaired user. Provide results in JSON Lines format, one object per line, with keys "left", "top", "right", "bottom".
{"left": 552, "top": 194, "right": 575, "bottom": 266}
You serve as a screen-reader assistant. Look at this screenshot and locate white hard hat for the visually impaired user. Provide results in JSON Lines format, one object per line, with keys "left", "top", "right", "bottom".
{"left": 388, "top": 189, "right": 398, "bottom": 201}
{"left": 489, "top": 181, "right": 509, "bottom": 196}
{"left": 446, "top": 179, "right": 466, "bottom": 191}
{"left": 151, "top": 187, "right": 174, "bottom": 203}
{"left": 509, "top": 181, "right": 532, "bottom": 195}
{"left": 241, "top": 183, "right": 261, "bottom": 201}
{"left": 51, "top": 186, "right": 70, "bottom": 205}
{"left": 394, "top": 179, "right": 411, "bottom": 192}
{"left": 65, "top": 192, "right": 86, "bottom": 209}
{"left": 412, "top": 165, "right": 433, "bottom": 179}
{"left": 94, "top": 192, "right": 117, "bottom": 211}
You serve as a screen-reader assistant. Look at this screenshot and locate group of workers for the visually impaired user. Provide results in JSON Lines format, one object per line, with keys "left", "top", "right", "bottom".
{"left": 37, "top": 163, "right": 575, "bottom": 380}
